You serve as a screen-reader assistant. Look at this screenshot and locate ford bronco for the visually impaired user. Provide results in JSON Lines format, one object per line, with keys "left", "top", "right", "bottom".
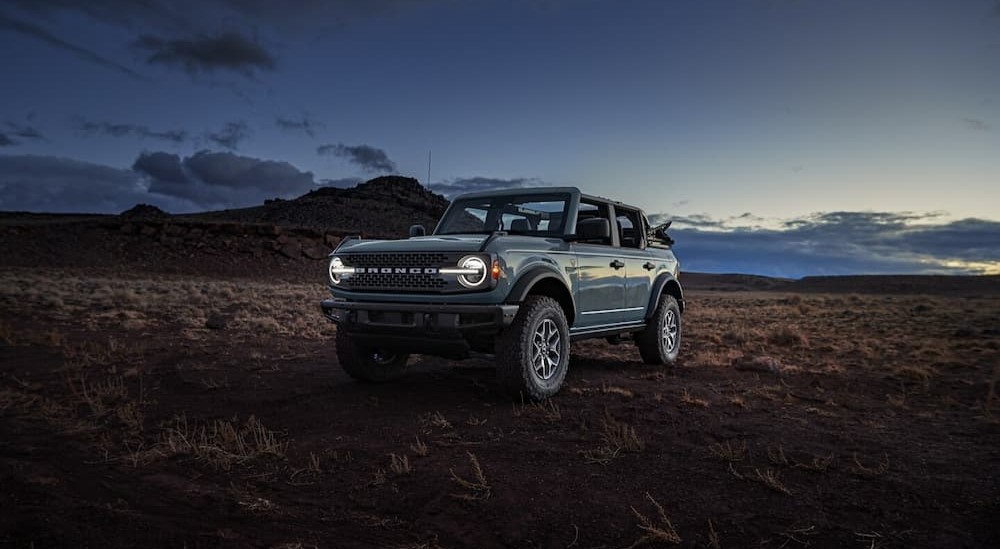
{"left": 321, "top": 187, "right": 684, "bottom": 399}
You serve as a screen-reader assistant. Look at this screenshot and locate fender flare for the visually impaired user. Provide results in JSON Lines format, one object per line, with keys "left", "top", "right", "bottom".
{"left": 505, "top": 265, "right": 577, "bottom": 323}
{"left": 646, "top": 274, "right": 685, "bottom": 318}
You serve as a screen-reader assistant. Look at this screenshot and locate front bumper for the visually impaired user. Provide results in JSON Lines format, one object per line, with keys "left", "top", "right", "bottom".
{"left": 320, "top": 299, "right": 519, "bottom": 357}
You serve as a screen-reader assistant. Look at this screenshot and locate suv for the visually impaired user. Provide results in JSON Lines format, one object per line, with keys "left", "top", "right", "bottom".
{"left": 321, "top": 187, "right": 684, "bottom": 399}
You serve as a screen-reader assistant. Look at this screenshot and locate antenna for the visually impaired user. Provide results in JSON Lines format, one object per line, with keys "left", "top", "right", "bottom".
{"left": 427, "top": 150, "right": 432, "bottom": 187}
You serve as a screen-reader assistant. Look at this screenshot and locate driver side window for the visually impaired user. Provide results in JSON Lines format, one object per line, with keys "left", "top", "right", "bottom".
{"left": 575, "top": 200, "right": 613, "bottom": 246}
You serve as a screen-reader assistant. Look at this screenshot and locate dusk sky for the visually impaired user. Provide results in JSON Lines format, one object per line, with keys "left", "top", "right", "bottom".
{"left": 1, "top": 0, "right": 998, "bottom": 276}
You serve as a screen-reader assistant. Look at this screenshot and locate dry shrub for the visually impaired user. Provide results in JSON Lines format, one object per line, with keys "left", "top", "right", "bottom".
{"left": 794, "top": 453, "right": 834, "bottom": 473}
{"left": 160, "top": 414, "right": 286, "bottom": 470}
{"left": 627, "top": 492, "right": 681, "bottom": 547}
{"left": 767, "top": 326, "right": 808, "bottom": 348}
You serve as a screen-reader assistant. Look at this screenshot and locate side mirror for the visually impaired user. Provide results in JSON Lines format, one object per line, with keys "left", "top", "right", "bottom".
{"left": 576, "top": 218, "right": 611, "bottom": 242}
{"left": 409, "top": 224, "right": 426, "bottom": 238}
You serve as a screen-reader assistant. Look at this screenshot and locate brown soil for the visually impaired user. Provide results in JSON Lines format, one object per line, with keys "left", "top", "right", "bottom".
{"left": 1, "top": 265, "right": 998, "bottom": 548}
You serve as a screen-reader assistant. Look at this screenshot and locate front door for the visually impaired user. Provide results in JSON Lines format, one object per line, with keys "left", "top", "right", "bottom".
{"left": 571, "top": 199, "right": 627, "bottom": 329}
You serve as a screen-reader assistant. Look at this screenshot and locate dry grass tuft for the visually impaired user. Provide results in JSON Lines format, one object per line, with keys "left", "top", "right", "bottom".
{"left": 513, "top": 398, "right": 561, "bottom": 423}
{"left": 767, "top": 445, "right": 789, "bottom": 466}
{"left": 582, "top": 410, "right": 644, "bottom": 464}
{"left": 160, "top": 414, "right": 286, "bottom": 470}
{"left": 753, "top": 468, "right": 792, "bottom": 495}
{"left": 420, "top": 411, "right": 452, "bottom": 430}
{"left": 389, "top": 453, "right": 411, "bottom": 475}
{"left": 707, "top": 519, "right": 720, "bottom": 549}
{"left": 450, "top": 452, "right": 491, "bottom": 500}
{"left": 850, "top": 452, "right": 890, "bottom": 477}
{"left": 708, "top": 440, "right": 747, "bottom": 463}
{"left": 680, "top": 388, "right": 710, "bottom": 408}
{"left": 627, "top": 492, "right": 682, "bottom": 547}
{"left": 410, "top": 436, "right": 429, "bottom": 457}
{"left": 795, "top": 453, "right": 835, "bottom": 473}
{"left": 601, "top": 383, "right": 634, "bottom": 398}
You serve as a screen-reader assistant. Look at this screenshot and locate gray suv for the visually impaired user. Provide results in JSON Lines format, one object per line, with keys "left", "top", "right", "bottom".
{"left": 321, "top": 187, "right": 684, "bottom": 399}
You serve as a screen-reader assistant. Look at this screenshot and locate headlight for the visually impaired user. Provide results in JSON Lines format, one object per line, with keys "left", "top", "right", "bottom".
{"left": 440, "top": 255, "right": 488, "bottom": 288}
{"left": 328, "top": 256, "right": 353, "bottom": 285}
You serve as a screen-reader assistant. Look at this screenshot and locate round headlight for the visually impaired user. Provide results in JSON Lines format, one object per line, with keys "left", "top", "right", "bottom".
{"left": 457, "top": 256, "right": 487, "bottom": 288}
{"left": 329, "top": 256, "right": 344, "bottom": 285}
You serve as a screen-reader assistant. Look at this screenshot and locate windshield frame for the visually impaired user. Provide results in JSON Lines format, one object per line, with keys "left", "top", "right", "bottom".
{"left": 433, "top": 192, "right": 573, "bottom": 237}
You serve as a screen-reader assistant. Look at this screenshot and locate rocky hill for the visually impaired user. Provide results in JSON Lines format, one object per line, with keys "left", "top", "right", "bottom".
{"left": 182, "top": 176, "right": 448, "bottom": 237}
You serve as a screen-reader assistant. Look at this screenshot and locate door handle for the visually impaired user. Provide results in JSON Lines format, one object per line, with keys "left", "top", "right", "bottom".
{"left": 610, "top": 259, "right": 625, "bottom": 270}
{"left": 643, "top": 262, "right": 656, "bottom": 271}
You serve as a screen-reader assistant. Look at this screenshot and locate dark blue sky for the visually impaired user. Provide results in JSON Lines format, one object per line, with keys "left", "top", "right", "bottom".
{"left": 0, "top": 0, "right": 998, "bottom": 276}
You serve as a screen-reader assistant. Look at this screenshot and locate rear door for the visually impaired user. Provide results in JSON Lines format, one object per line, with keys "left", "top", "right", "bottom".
{"left": 613, "top": 206, "right": 656, "bottom": 323}
{"left": 571, "top": 200, "right": 628, "bottom": 329}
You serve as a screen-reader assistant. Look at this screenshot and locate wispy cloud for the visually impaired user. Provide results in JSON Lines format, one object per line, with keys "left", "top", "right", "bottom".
{"left": 276, "top": 115, "right": 324, "bottom": 137}
{"left": 317, "top": 143, "right": 396, "bottom": 173}
{"left": 132, "top": 32, "right": 276, "bottom": 77}
{"left": 0, "top": 133, "right": 17, "bottom": 147}
{"left": 428, "top": 177, "right": 546, "bottom": 198}
{"left": 0, "top": 12, "right": 145, "bottom": 81}
{"left": 76, "top": 119, "right": 187, "bottom": 143}
{"left": 962, "top": 117, "right": 991, "bottom": 132}
{"left": 651, "top": 210, "right": 1000, "bottom": 276}
{"left": 205, "top": 121, "right": 250, "bottom": 150}
{"left": 4, "top": 121, "right": 46, "bottom": 142}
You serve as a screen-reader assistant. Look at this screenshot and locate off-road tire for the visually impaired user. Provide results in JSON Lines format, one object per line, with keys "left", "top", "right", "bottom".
{"left": 336, "top": 329, "right": 409, "bottom": 382}
{"left": 637, "top": 294, "right": 681, "bottom": 365}
{"left": 495, "top": 295, "right": 570, "bottom": 400}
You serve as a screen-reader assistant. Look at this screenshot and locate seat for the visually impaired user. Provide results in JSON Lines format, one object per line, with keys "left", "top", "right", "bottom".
{"left": 510, "top": 218, "right": 530, "bottom": 232}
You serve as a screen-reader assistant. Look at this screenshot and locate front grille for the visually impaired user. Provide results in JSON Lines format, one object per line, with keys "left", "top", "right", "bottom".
{"left": 339, "top": 252, "right": 460, "bottom": 292}
{"left": 347, "top": 253, "right": 449, "bottom": 268}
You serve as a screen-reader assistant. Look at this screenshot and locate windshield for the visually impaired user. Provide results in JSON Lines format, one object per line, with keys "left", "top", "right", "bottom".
{"left": 435, "top": 193, "right": 570, "bottom": 236}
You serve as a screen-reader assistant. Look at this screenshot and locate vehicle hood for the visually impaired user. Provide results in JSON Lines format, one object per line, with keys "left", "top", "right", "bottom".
{"left": 335, "top": 234, "right": 488, "bottom": 254}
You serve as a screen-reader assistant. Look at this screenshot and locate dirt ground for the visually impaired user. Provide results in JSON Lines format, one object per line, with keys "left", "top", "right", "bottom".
{"left": 1, "top": 267, "right": 998, "bottom": 548}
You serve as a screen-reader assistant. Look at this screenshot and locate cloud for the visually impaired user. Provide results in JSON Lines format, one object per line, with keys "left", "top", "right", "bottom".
{"left": 133, "top": 149, "right": 316, "bottom": 209}
{"left": 76, "top": 120, "right": 187, "bottom": 143}
{"left": 276, "top": 115, "right": 324, "bottom": 137}
{"left": 205, "top": 121, "right": 250, "bottom": 150}
{"left": 0, "top": 154, "right": 192, "bottom": 213}
{"left": 650, "top": 210, "right": 1000, "bottom": 277}
{"left": 428, "top": 177, "right": 545, "bottom": 198}
{"left": 0, "top": 150, "right": 320, "bottom": 214}
{"left": 317, "top": 143, "right": 396, "bottom": 173}
{"left": 0, "top": 12, "right": 145, "bottom": 81}
{"left": 5, "top": 122, "right": 45, "bottom": 142}
{"left": 962, "top": 117, "right": 991, "bottom": 132}
{"left": 0, "top": 134, "right": 15, "bottom": 147}
{"left": 132, "top": 32, "right": 276, "bottom": 76}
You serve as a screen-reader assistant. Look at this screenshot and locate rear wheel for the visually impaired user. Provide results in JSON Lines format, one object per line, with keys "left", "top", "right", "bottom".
{"left": 495, "top": 296, "right": 570, "bottom": 400}
{"left": 637, "top": 294, "right": 681, "bottom": 365}
{"left": 336, "top": 329, "right": 409, "bottom": 382}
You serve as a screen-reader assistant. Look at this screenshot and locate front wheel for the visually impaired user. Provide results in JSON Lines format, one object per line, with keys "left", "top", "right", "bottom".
{"left": 495, "top": 296, "right": 570, "bottom": 400}
{"left": 637, "top": 295, "right": 681, "bottom": 365}
{"left": 336, "top": 329, "right": 409, "bottom": 382}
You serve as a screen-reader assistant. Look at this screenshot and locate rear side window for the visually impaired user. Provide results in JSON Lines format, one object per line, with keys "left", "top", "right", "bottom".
{"left": 616, "top": 208, "right": 644, "bottom": 249}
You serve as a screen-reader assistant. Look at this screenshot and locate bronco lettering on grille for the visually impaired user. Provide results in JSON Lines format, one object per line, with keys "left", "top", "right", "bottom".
{"left": 354, "top": 267, "right": 439, "bottom": 274}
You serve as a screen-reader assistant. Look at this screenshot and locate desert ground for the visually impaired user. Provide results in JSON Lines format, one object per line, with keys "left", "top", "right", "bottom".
{"left": 1, "top": 193, "right": 998, "bottom": 548}
{"left": 2, "top": 260, "right": 998, "bottom": 548}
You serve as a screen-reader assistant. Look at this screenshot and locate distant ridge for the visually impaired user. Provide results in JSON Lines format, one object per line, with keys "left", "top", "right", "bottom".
{"left": 180, "top": 175, "right": 449, "bottom": 237}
